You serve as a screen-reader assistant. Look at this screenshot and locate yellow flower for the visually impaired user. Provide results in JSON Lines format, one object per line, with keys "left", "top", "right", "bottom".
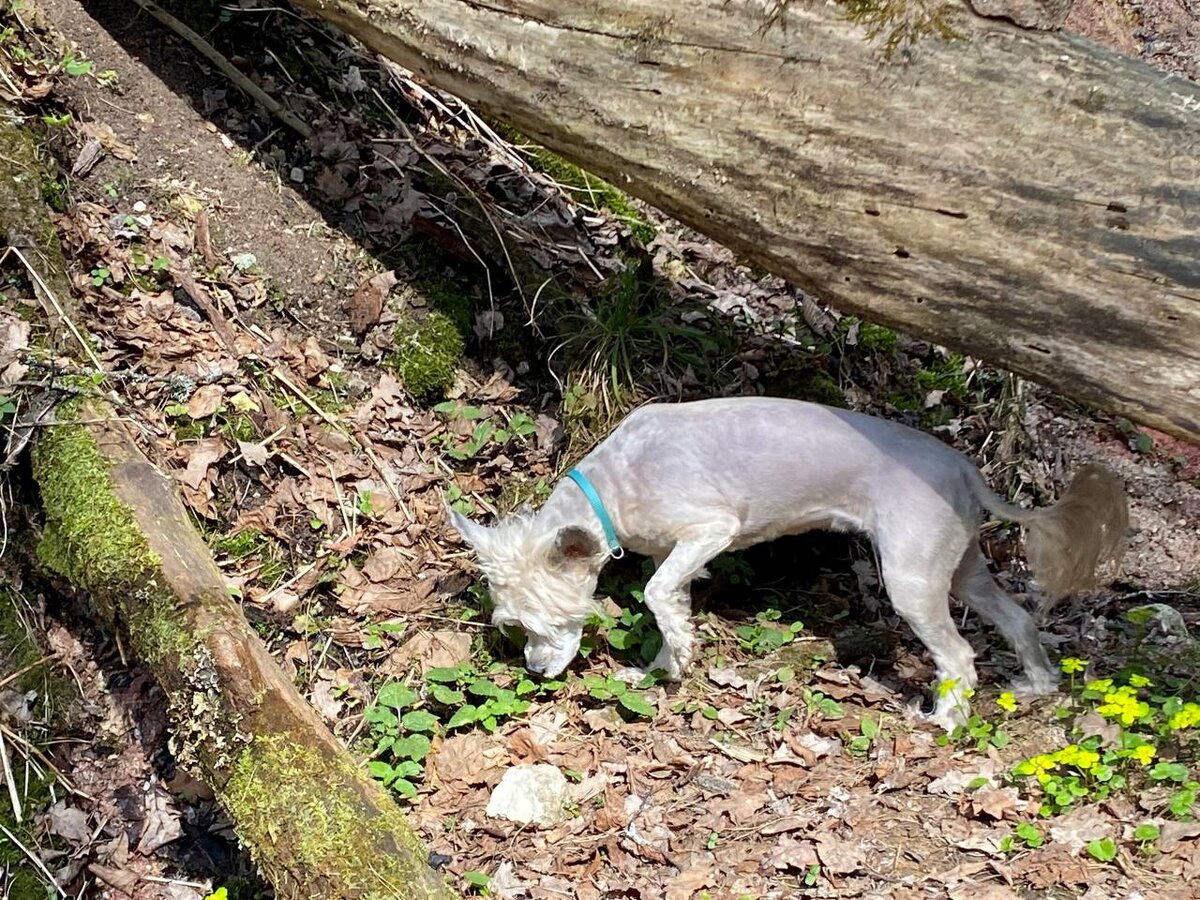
{"left": 1129, "top": 744, "right": 1156, "bottom": 766}
{"left": 1085, "top": 678, "right": 1114, "bottom": 693}
{"left": 1096, "top": 688, "right": 1148, "bottom": 726}
{"left": 1168, "top": 703, "right": 1200, "bottom": 731}
{"left": 1060, "top": 657, "right": 1089, "bottom": 675}
{"left": 996, "top": 692, "right": 1018, "bottom": 713}
{"left": 1128, "top": 673, "right": 1152, "bottom": 688}
{"left": 1053, "top": 744, "right": 1101, "bottom": 771}
{"left": 938, "top": 678, "right": 960, "bottom": 698}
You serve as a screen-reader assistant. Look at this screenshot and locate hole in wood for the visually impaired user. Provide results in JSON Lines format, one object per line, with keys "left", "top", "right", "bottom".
{"left": 1107, "top": 201, "right": 1128, "bottom": 213}
{"left": 894, "top": 247, "right": 911, "bottom": 258}
{"left": 935, "top": 208, "right": 968, "bottom": 220}
{"left": 1026, "top": 343, "right": 1053, "bottom": 355}
{"left": 865, "top": 207, "right": 881, "bottom": 216}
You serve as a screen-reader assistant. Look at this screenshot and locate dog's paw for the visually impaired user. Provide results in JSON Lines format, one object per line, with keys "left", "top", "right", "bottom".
{"left": 613, "top": 666, "right": 649, "bottom": 685}
{"left": 903, "top": 697, "right": 967, "bottom": 733}
{"left": 1011, "top": 670, "right": 1060, "bottom": 698}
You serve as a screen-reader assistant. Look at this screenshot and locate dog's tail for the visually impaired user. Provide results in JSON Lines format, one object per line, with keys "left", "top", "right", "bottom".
{"left": 971, "top": 464, "right": 1128, "bottom": 607}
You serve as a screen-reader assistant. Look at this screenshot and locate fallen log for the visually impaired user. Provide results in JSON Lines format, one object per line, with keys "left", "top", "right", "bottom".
{"left": 29, "top": 400, "right": 458, "bottom": 899}
{"left": 292, "top": 0, "right": 1200, "bottom": 441}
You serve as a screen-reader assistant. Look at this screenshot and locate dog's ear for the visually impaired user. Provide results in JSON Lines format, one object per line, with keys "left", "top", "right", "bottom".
{"left": 446, "top": 505, "right": 489, "bottom": 550}
{"left": 551, "top": 526, "right": 602, "bottom": 565}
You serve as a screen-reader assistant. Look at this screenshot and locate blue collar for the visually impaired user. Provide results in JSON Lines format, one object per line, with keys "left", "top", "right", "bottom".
{"left": 565, "top": 469, "right": 624, "bottom": 558}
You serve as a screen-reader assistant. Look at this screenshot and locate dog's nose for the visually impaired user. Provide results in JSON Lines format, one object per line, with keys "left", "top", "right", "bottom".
{"left": 525, "top": 659, "right": 545, "bottom": 675}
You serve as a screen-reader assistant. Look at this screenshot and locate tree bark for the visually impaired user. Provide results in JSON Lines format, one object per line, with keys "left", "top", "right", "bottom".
{"left": 293, "top": 0, "right": 1200, "bottom": 442}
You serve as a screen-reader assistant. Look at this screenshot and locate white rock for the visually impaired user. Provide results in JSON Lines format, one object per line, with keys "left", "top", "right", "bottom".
{"left": 485, "top": 764, "right": 569, "bottom": 826}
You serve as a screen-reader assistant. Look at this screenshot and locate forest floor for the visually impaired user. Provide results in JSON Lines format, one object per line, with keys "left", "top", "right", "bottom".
{"left": 1, "top": 1, "right": 1199, "bottom": 898}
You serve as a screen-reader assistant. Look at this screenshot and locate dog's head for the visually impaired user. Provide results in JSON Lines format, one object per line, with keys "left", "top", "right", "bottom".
{"left": 447, "top": 507, "right": 606, "bottom": 677}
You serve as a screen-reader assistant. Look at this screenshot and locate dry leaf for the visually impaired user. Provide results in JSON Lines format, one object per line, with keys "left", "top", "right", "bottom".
{"left": 815, "top": 832, "right": 865, "bottom": 875}
{"left": 186, "top": 383, "right": 225, "bottom": 418}
{"left": 347, "top": 269, "right": 397, "bottom": 336}
{"left": 136, "top": 790, "right": 184, "bottom": 854}
{"left": 178, "top": 437, "right": 226, "bottom": 490}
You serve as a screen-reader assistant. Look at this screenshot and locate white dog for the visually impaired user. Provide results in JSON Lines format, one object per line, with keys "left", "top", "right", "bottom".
{"left": 448, "top": 397, "right": 1127, "bottom": 728}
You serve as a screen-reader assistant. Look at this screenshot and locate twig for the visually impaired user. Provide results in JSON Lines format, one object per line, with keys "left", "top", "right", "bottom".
{"left": 172, "top": 269, "right": 240, "bottom": 355}
{"left": 0, "top": 823, "right": 66, "bottom": 897}
{"left": 128, "top": 0, "right": 312, "bottom": 140}
{"left": 0, "top": 727, "right": 21, "bottom": 823}
{"left": 371, "top": 87, "right": 524, "bottom": 307}
{"left": 0, "top": 723, "right": 86, "bottom": 799}
{"left": 0, "top": 247, "right": 102, "bottom": 372}
{"left": 0, "top": 655, "right": 56, "bottom": 692}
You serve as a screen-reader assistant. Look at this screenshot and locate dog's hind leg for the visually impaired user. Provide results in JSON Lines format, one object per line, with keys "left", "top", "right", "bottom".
{"left": 952, "top": 545, "right": 1058, "bottom": 697}
{"left": 879, "top": 532, "right": 978, "bottom": 730}
{"left": 634, "top": 519, "right": 739, "bottom": 681}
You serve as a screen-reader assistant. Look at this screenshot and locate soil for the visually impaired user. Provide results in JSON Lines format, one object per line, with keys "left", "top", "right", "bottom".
{"left": 1, "top": 1, "right": 1197, "bottom": 899}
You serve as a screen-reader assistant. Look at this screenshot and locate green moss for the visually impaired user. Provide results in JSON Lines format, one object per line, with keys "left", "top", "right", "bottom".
{"left": 218, "top": 413, "right": 259, "bottom": 443}
{"left": 885, "top": 388, "right": 922, "bottom": 412}
{"left": 212, "top": 528, "right": 266, "bottom": 560}
{"left": 915, "top": 352, "right": 968, "bottom": 394}
{"left": 763, "top": 351, "right": 846, "bottom": 407}
{"left": 223, "top": 735, "right": 455, "bottom": 900}
{"left": 0, "top": 762, "right": 56, "bottom": 900}
{"left": 424, "top": 274, "right": 477, "bottom": 336}
{"left": 31, "top": 401, "right": 196, "bottom": 667}
{"left": 496, "top": 125, "right": 656, "bottom": 243}
{"left": 386, "top": 311, "right": 464, "bottom": 401}
{"left": 32, "top": 402, "right": 159, "bottom": 595}
{"left": 856, "top": 321, "right": 899, "bottom": 353}
{"left": 39, "top": 173, "right": 67, "bottom": 212}
{"left": 832, "top": 0, "right": 961, "bottom": 57}
{"left": 174, "top": 419, "right": 207, "bottom": 441}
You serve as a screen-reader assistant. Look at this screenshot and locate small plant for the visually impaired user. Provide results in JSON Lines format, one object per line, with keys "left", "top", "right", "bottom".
{"left": 1000, "top": 821, "right": 1045, "bottom": 853}
{"left": 736, "top": 608, "right": 805, "bottom": 655}
{"left": 362, "top": 619, "right": 406, "bottom": 650}
{"left": 551, "top": 266, "right": 714, "bottom": 414}
{"left": 581, "top": 592, "right": 662, "bottom": 666}
{"left": 433, "top": 402, "right": 536, "bottom": 461}
{"left": 939, "top": 712, "right": 1010, "bottom": 752}
{"left": 462, "top": 871, "right": 491, "bottom": 895}
{"left": 581, "top": 673, "right": 658, "bottom": 718}
{"left": 444, "top": 483, "right": 476, "bottom": 517}
{"left": 1087, "top": 837, "right": 1118, "bottom": 862}
{"left": 364, "top": 683, "right": 437, "bottom": 798}
{"left": 90, "top": 266, "right": 111, "bottom": 287}
{"left": 802, "top": 687, "right": 845, "bottom": 721}
{"left": 846, "top": 716, "right": 885, "bottom": 757}
{"left": 61, "top": 53, "right": 92, "bottom": 76}
{"left": 710, "top": 554, "right": 755, "bottom": 585}
{"left": 425, "top": 663, "right": 560, "bottom": 731}
{"left": 1133, "top": 823, "right": 1160, "bottom": 852}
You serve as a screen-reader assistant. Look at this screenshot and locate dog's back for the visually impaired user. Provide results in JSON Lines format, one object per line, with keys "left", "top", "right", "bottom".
{"left": 590, "top": 397, "right": 976, "bottom": 549}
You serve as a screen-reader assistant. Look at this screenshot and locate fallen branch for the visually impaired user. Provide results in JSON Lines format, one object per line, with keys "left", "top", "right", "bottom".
{"left": 129, "top": 0, "right": 313, "bottom": 140}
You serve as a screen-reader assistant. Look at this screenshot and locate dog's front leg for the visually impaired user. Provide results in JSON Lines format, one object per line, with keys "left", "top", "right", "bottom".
{"left": 624, "top": 519, "right": 740, "bottom": 682}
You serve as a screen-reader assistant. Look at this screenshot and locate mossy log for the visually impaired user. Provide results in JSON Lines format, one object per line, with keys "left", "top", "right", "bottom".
{"left": 0, "top": 104, "right": 73, "bottom": 317}
{"left": 292, "top": 0, "right": 1200, "bottom": 442}
{"left": 30, "top": 399, "right": 457, "bottom": 900}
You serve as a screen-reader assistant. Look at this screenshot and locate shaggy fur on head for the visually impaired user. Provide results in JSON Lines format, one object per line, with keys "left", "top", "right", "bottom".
{"left": 448, "top": 507, "right": 607, "bottom": 677}
{"left": 448, "top": 397, "right": 1128, "bottom": 731}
